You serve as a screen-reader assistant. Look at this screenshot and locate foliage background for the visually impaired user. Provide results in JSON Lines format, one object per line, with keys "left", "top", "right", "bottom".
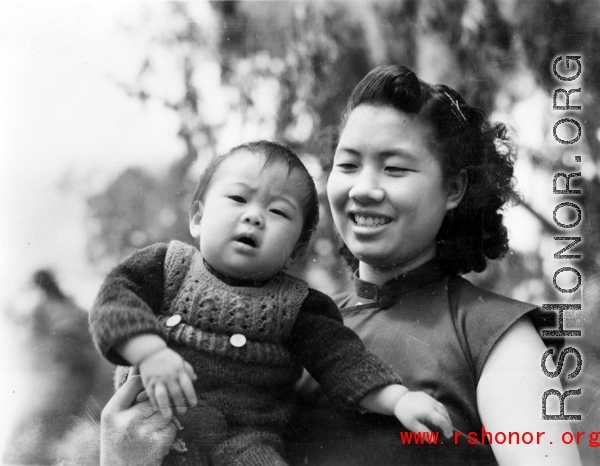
{"left": 1, "top": 0, "right": 599, "bottom": 464}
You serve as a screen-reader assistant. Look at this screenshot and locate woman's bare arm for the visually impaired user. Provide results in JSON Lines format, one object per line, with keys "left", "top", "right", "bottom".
{"left": 477, "top": 316, "right": 581, "bottom": 466}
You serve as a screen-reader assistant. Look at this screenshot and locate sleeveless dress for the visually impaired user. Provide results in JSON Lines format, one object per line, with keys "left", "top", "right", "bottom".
{"left": 287, "top": 259, "right": 557, "bottom": 466}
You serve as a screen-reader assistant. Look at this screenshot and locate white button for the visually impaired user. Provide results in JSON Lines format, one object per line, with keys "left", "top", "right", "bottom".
{"left": 166, "top": 315, "right": 182, "bottom": 327}
{"left": 230, "top": 334, "right": 246, "bottom": 347}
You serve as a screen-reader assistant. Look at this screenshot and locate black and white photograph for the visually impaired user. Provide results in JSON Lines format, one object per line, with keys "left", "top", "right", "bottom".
{"left": 1, "top": 1, "right": 599, "bottom": 465}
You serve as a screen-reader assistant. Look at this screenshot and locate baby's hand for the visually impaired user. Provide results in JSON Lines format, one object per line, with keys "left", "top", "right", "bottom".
{"left": 138, "top": 348, "right": 198, "bottom": 416}
{"left": 393, "top": 391, "right": 453, "bottom": 439}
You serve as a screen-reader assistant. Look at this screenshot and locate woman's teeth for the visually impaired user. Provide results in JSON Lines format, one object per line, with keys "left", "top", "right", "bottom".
{"left": 353, "top": 214, "right": 390, "bottom": 227}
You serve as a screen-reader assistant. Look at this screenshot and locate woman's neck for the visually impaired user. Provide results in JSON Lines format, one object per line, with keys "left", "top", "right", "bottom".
{"left": 358, "top": 250, "right": 436, "bottom": 287}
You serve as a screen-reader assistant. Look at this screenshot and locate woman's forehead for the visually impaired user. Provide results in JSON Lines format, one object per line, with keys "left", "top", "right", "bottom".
{"left": 337, "top": 105, "right": 437, "bottom": 160}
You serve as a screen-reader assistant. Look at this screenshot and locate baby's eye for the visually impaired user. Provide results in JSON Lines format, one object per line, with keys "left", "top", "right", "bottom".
{"left": 270, "top": 208, "right": 289, "bottom": 219}
{"left": 335, "top": 163, "right": 357, "bottom": 171}
{"left": 228, "top": 195, "right": 246, "bottom": 203}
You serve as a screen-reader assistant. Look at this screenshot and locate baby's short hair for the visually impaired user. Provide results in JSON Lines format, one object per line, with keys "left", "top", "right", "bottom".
{"left": 190, "top": 140, "right": 319, "bottom": 258}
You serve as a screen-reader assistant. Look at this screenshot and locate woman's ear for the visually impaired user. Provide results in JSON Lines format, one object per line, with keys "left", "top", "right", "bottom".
{"left": 189, "top": 201, "right": 204, "bottom": 239}
{"left": 446, "top": 169, "right": 468, "bottom": 211}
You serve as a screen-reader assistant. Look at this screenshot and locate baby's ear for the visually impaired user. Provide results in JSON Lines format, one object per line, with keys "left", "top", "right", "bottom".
{"left": 189, "top": 201, "right": 204, "bottom": 239}
{"left": 289, "top": 241, "right": 305, "bottom": 264}
{"left": 283, "top": 255, "right": 296, "bottom": 273}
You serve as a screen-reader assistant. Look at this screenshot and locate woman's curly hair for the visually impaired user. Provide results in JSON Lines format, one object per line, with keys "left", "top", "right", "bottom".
{"left": 336, "top": 65, "right": 520, "bottom": 275}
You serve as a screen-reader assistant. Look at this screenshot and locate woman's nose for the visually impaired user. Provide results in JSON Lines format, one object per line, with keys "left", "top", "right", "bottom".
{"left": 242, "top": 208, "right": 264, "bottom": 227}
{"left": 348, "top": 172, "right": 384, "bottom": 203}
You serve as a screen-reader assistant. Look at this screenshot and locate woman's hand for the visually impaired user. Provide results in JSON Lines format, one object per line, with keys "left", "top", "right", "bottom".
{"left": 100, "top": 369, "right": 178, "bottom": 466}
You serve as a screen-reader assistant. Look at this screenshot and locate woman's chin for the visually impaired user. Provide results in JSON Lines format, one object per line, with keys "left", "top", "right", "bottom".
{"left": 354, "top": 251, "right": 396, "bottom": 270}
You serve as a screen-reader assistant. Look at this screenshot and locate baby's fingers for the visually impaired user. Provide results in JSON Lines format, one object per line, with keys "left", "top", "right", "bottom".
{"left": 184, "top": 361, "right": 197, "bottom": 383}
{"left": 166, "top": 380, "right": 188, "bottom": 416}
{"left": 434, "top": 403, "right": 453, "bottom": 438}
{"left": 404, "top": 419, "right": 432, "bottom": 434}
{"left": 426, "top": 409, "right": 453, "bottom": 439}
{"left": 179, "top": 372, "right": 197, "bottom": 408}
{"left": 154, "top": 382, "right": 171, "bottom": 413}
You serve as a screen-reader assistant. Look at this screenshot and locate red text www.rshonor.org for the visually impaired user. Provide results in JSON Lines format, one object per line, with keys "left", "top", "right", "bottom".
{"left": 399, "top": 427, "right": 600, "bottom": 447}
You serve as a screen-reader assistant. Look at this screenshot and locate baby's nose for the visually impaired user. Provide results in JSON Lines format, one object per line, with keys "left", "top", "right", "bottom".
{"left": 242, "top": 209, "right": 263, "bottom": 227}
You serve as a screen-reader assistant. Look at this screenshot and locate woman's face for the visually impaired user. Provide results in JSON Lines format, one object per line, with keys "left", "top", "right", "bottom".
{"left": 327, "top": 105, "right": 464, "bottom": 275}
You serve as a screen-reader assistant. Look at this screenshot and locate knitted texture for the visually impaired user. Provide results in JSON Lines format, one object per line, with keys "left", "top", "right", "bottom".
{"left": 92, "top": 242, "right": 404, "bottom": 466}
{"left": 160, "top": 317, "right": 294, "bottom": 367}
{"left": 163, "top": 240, "right": 309, "bottom": 345}
{"left": 89, "top": 243, "right": 169, "bottom": 366}
{"left": 158, "top": 241, "right": 309, "bottom": 466}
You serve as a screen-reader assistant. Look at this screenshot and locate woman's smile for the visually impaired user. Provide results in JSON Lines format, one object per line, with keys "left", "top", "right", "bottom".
{"left": 349, "top": 211, "right": 393, "bottom": 228}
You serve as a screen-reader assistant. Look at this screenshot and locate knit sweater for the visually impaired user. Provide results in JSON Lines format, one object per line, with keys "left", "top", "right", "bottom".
{"left": 161, "top": 240, "right": 309, "bottom": 369}
{"left": 90, "top": 241, "right": 402, "bottom": 464}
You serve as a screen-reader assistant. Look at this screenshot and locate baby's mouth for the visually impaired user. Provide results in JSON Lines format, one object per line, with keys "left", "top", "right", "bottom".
{"left": 236, "top": 235, "right": 257, "bottom": 248}
{"left": 351, "top": 214, "right": 392, "bottom": 227}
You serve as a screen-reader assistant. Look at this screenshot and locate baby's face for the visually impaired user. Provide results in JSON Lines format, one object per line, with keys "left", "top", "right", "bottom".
{"left": 190, "top": 151, "right": 306, "bottom": 281}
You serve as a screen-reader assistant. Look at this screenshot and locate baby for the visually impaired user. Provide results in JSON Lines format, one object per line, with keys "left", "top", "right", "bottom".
{"left": 90, "top": 141, "right": 453, "bottom": 466}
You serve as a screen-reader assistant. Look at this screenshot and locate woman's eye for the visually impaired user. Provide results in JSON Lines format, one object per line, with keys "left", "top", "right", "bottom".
{"left": 228, "top": 195, "right": 246, "bottom": 203}
{"left": 385, "top": 166, "right": 409, "bottom": 174}
{"left": 270, "top": 209, "right": 289, "bottom": 219}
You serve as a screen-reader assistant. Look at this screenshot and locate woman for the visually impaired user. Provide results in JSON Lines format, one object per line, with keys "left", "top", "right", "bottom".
{"left": 287, "top": 65, "right": 579, "bottom": 466}
{"left": 99, "top": 368, "right": 177, "bottom": 466}
{"left": 101, "top": 65, "right": 580, "bottom": 465}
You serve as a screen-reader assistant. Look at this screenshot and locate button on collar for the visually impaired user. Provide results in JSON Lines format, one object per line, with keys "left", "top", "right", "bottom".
{"left": 379, "top": 296, "right": 394, "bottom": 310}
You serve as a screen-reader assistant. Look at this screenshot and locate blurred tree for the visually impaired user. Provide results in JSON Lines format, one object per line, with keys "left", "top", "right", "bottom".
{"left": 410, "top": 0, "right": 515, "bottom": 111}
{"left": 83, "top": 2, "right": 599, "bottom": 462}
{"left": 514, "top": 0, "right": 600, "bottom": 273}
{"left": 85, "top": 1, "right": 383, "bottom": 292}
{"left": 470, "top": 0, "right": 600, "bottom": 307}
{"left": 86, "top": 3, "right": 221, "bottom": 266}
{"left": 85, "top": 0, "right": 599, "bottom": 289}
{"left": 85, "top": 0, "right": 600, "bottom": 296}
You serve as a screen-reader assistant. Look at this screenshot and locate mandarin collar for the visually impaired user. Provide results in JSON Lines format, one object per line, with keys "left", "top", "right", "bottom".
{"left": 354, "top": 259, "right": 446, "bottom": 309}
